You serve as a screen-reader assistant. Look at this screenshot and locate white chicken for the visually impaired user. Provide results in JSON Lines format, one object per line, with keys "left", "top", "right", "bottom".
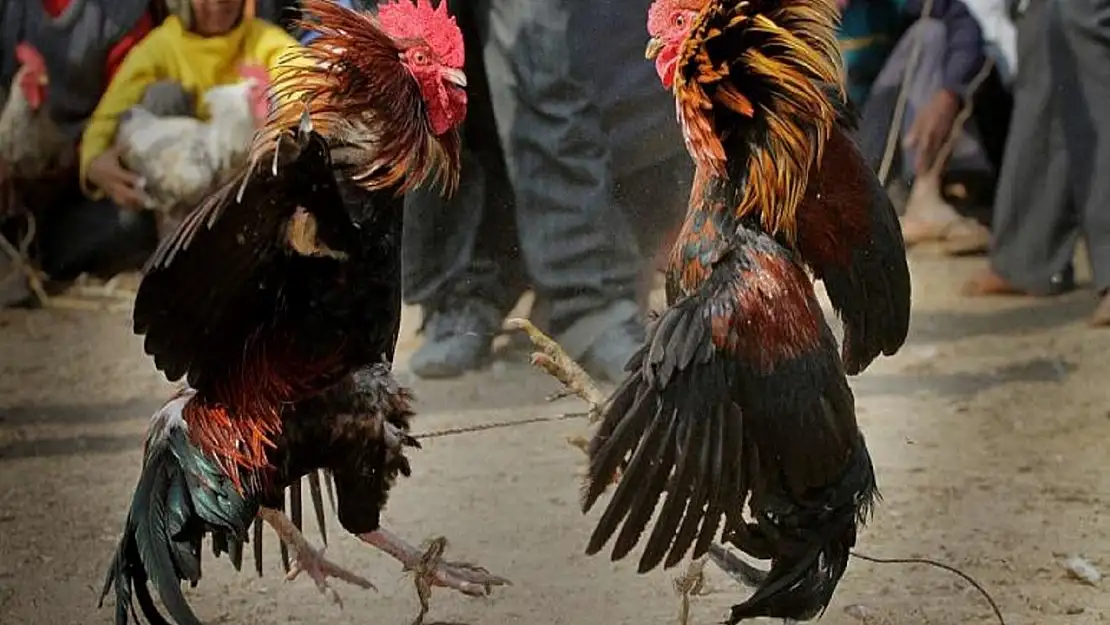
{"left": 116, "top": 66, "right": 270, "bottom": 237}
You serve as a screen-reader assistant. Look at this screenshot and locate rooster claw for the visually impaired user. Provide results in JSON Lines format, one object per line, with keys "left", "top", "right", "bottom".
{"left": 407, "top": 536, "right": 511, "bottom": 598}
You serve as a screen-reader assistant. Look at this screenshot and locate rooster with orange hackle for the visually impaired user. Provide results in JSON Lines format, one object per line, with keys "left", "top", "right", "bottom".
{"left": 515, "top": 0, "right": 910, "bottom": 622}
{"left": 99, "top": 2, "right": 509, "bottom": 625}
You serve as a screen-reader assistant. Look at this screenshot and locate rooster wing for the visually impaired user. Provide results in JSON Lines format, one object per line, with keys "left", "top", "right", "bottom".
{"left": 584, "top": 225, "right": 876, "bottom": 620}
{"left": 796, "top": 120, "right": 911, "bottom": 375}
{"left": 132, "top": 122, "right": 361, "bottom": 397}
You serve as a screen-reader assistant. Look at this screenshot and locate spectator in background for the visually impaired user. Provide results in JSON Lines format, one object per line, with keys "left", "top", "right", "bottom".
{"left": 262, "top": 0, "right": 366, "bottom": 43}
{"left": 81, "top": 0, "right": 299, "bottom": 212}
{"left": 0, "top": 0, "right": 155, "bottom": 306}
{"left": 839, "top": 0, "right": 1000, "bottom": 255}
{"left": 401, "top": 0, "right": 689, "bottom": 381}
{"left": 963, "top": 0, "right": 1110, "bottom": 326}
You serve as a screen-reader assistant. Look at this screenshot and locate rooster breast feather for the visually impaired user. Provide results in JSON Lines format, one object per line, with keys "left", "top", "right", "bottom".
{"left": 132, "top": 126, "right": 359, "bottom": 397}
{"left": 583, "top": 227, "right": 875, "bottom": 620}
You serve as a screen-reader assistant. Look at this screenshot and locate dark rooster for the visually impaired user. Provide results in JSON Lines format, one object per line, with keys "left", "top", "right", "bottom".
{"left": 515, "top": 0, "right": 909, "bottom": 622}
{"left": 100, "top": 2, "right": 507, "bottom": 624}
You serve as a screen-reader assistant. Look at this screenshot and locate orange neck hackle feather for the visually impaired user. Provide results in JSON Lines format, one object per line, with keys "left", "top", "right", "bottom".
{"left": 260, "top": 0, "right": 462, "bottom": 197}
{"left": 674, "top": 0, "right": 844, "bottom": 243}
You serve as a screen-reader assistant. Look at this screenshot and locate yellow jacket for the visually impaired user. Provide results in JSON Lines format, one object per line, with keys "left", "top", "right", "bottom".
{"left": 80, "top": 15, "right": 302, "bottom": 197}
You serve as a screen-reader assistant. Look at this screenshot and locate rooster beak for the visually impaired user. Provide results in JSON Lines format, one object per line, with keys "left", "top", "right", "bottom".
{"left": 298, "top": 101, "right": 313, "bottom": 137}
{"left": 645, "top": 37, "right": 664, "bottom": 61}
{"left": 442, "top": 68, "right": 467, "bottom": 88}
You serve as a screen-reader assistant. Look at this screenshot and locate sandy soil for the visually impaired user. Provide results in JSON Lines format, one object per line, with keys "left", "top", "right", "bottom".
{"left": 2, "top": 250, "right": 1109, "bottom": 625}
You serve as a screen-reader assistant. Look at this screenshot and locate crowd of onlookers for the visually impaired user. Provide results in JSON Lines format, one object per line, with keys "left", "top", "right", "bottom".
{"left": 1, "top": 0, "right": 1108, "bottom": 383}
{"left": 842, "top": 0, "right": 1110, "bottom": 326}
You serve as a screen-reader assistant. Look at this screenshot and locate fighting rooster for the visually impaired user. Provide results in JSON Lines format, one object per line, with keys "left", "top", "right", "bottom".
{"left": 515, "top": 0, "right": 910, "bottom": 622}
{"left": 100, "top": 2, "right": 506, "bottom": 624}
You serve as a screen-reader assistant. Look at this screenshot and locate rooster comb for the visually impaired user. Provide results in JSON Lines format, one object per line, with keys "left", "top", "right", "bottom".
{"left": 647, "top": 0, "right": 705, "bottom": 35}
{"left": 378, "top": 0, "right": 464, "bottom": 68}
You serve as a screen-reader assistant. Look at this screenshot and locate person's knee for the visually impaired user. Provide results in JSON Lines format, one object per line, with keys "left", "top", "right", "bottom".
{"left": 139, "top": 81, "right": 193, "bottom": 117}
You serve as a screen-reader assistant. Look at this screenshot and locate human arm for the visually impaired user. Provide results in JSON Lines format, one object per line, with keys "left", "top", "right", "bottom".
{"left": 902, "top": 0, "right": 987, "bottom": 172}
{"left": 903, "top": 0, "right": 986, "bottom": 94}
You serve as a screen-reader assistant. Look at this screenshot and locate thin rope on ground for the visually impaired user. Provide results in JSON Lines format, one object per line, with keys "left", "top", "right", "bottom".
{"left": 850, "top": 550, "right": 1006, "bottom": 625}
{"left": 411, "top": 410, "right": 590, "bottom": 441}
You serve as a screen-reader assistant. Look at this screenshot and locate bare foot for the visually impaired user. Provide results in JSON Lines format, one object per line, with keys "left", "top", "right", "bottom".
{"left": 940, "top": 217, "right": 990, "bottom": 257}
{"left": 258, "top": 507, "right": 375, "bottom": 607}
{"left": 960, "top": 268, "right": 1027, "bottom": 297}
{"left": 902, "top": 173, "right": 962, "bottom": 246}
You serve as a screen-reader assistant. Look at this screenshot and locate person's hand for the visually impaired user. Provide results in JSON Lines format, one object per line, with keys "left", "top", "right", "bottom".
{"left": 87, "top": 146, "right": 146, "bottom": 209}
{"left": 905, "top": 89, "right": 960, "bottom": 174}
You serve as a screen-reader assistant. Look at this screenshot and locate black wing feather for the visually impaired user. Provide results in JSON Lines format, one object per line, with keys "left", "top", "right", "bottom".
{"left": 132, "top": 128, "right": 359, "bottom": 394}
{"left": 582, "top": 230, "right": 878, "bottom": 622}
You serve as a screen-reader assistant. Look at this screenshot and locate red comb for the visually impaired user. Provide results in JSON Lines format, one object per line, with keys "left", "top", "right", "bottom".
{"left": 15, "top": 43, "right": 46, "bottom": 73}
{"left": 377, "top": 0, "right": 464, "bottom": 68}
{"left": 238, "top": 63, "right": 271, "bottom": 85}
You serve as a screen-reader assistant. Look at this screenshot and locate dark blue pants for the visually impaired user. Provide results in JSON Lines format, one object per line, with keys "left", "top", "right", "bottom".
{"left": 402, "top": 0, "right": 689, "bottom": 357}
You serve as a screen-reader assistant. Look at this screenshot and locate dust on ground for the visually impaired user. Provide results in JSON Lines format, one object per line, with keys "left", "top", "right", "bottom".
{"left": 1, "top": 251, "right": 1109, "bottom": 625}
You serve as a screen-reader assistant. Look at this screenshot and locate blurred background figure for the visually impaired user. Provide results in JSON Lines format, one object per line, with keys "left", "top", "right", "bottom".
{"left": 261, "top": 0, "right": 365, "bottom": 43}
{"left": 838, "top": 0, "right": 1009, "bottom": 257}
{"left": 0, "top": 0, "right": 155, "bottom": 306}
{"left": 963, "top": 0, "right": 1110, "bottom": 326}
{"left": 401, "top": 0, "right": 689, "bottom": 381}
{"left": 81, "top": 0, "right": 297, "bottom": 247}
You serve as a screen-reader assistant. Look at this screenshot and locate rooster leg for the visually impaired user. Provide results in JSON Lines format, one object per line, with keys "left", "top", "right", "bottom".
{"left": 707, "top": 544, "right": 767, "bottom": 588}
{"left": 505, "top": 318, "right": 612, "bottom": 468}
{"left": 674, "top": 557, "right": 710, "bottom": 625}
{"left": 505, "top": 318, "right": 605, "bottom": 418}
{"left": 258, "top": 506, "right": 375, "bottom": 607}
{"left": 357, "top": 528, "right": 510, "bottom": 625}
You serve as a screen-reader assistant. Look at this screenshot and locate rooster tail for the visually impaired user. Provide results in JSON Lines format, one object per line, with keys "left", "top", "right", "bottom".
{"left": 725, "top": 433, "right": 878, "bottom": 622}
{"left": 99, "top": 394, "right": 255, "bottom": 625}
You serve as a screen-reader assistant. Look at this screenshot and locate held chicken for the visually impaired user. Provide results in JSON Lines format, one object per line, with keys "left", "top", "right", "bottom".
{"left": 115, "top": 65, "right": 271, "bottom": 238}
{"left": 516, "top": 0, "right": 910, "bottom": 622}
{"left": 99, "top": 2, "right": 506, "bottom": 625}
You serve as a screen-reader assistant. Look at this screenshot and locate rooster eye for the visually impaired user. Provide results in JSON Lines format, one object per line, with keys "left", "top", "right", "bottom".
{"left": 674, "top": 13, "right": 686, "bottom": 27}
{"left": 411, "top": 50, "right": 430, "bottom": 65}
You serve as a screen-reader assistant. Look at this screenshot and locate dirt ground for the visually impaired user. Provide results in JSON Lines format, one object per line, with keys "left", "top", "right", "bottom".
{"left": 2, "top": 250, "right": 1110, "bottom": 625}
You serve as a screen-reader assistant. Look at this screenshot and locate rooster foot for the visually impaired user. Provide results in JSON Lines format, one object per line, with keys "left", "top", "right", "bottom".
{"left": 674, "top": 557, "right": 709, "bottom": 625}
{"left": 358, "top": 528, "right": 510, "bottom": 625}
{"left": 259, "top": 507, "right": 375, "bottom": 608}
{"left": 505, "top": 318, "right": 605, "bottom": 419}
